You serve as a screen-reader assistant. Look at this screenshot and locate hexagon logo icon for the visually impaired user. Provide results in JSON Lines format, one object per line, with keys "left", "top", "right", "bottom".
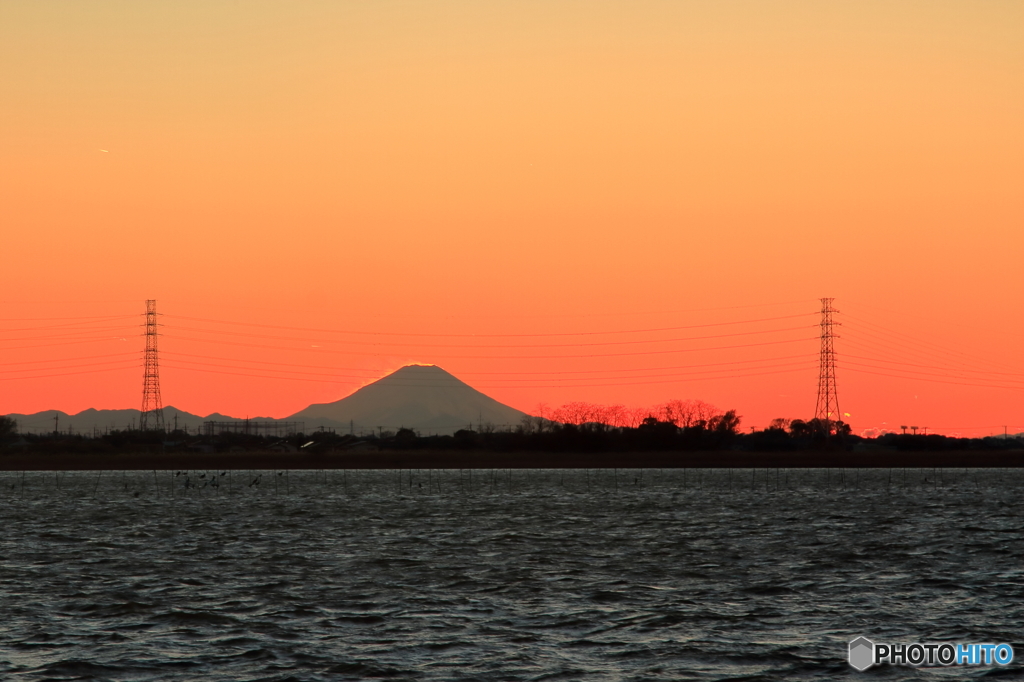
{"left": 849, "top": 637, "right": 875, "bottom": 671}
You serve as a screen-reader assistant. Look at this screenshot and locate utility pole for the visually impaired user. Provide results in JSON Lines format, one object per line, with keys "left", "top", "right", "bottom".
{"left": 814, "top": 297, "right": 841, "bottom": 436}
{"left": 140, "top": 299, "right": 165, "bottom": 431}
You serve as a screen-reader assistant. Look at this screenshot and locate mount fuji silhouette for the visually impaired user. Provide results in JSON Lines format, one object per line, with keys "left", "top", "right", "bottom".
{"left": 289, "top": 364, "right": 529, "bottom": 435}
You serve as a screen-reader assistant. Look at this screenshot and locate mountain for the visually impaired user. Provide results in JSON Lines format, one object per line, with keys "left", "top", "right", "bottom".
{"left": 289, "top": 364, "right": 529, "bottom": 435}
{"left": 3, "top": 407, "right": 273, "bottom": 435}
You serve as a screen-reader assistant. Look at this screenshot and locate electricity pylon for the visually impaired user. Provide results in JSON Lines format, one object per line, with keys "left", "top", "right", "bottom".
{"left": 140, "top": 299, "right": 165, "bottom": 431}
{"left": 814, "top": 297, "right": 841, "bottom": 435}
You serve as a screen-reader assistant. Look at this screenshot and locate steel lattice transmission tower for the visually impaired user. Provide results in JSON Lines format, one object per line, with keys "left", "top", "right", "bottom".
{"left": 814, "top": 297, "right": 841, "bottom": 435}
{"left": 140, "top": 299, "right": 165, "bottom": 431}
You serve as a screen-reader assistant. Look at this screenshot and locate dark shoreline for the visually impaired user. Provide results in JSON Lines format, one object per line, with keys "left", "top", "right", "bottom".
{"left": 0, "top": 449, "right": 1022, "bottom": 471}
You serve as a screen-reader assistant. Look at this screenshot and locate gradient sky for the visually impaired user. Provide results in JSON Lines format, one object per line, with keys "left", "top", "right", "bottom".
{"left": 2, "top": 1, "right": 1022, "bottom": 436}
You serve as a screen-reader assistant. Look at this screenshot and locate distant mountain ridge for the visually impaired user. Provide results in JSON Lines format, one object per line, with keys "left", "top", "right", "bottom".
{"left": 4, "top": 407, "right": 275, "bottom": 435}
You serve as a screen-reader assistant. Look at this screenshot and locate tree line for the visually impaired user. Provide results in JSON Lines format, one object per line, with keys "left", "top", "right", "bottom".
{"left": 1, "top": 410, "right": 1020, "bottom": 455}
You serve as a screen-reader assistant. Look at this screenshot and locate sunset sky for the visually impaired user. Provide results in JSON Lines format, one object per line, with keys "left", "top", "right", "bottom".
{"left": 2, "top": 1, "right": 1022, "bottom": 436}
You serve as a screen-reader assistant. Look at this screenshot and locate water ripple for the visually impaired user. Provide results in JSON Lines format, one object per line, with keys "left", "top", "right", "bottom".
{"left": 0, "top": 468, "right": 1022, "bottom": 680}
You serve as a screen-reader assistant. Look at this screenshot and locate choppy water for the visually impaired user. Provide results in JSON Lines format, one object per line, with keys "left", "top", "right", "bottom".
{"left": 2, "top": 468, "right": 1023, "bottom": 681}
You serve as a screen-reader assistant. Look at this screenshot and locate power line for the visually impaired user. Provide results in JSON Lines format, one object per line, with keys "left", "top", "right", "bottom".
{"left": 159, "top": 362, "right": 815, "bottom": 388}
{"left": 0, "top": 314, "right": 138, "bottom": 322}
{"left": 0, "top": 318, "right": 139, "bottom": 332}
{"left": 0, "top": 358, "right": 142, "bottom": 374}
{"left": 841, "top": 327, "right": 1008, "bottom": 374}
{"left": 0, "top": 364, "right": 139, "bottom": 381}
{"left": 160, "top": 333, "right": 819, "bottom": 359}
{"left": 165, "top": 323, "right": 816, "bottom": 349}
{"left": 840, "top": 335, "right": 1024, "bottom": 386}
{"left": 0, "top": 327, "right": 141, "bottom": 342}
{"left": 162, "top": 355, "right": 814, "bottom": 383}
{"left": 844, "top": 366, "right": 1024, "bottom": 391}
{"left": 158, "top": 350, "right": 813, "bottom": 376}
{"left": 0, "top": 351, "right": 139, "bottom": 367}
{"left": 842, "top": 311, "right": 1019, "bottom": 373}
{"left": 0, "top": 338, "right": 141, "bottom": 351}
{"left": 843, "top": 302, "right": 1024, "bottom": 344}
{"left": 841, "top": 353, "right": 1024, "bottom": 380}
{"left": 165, "top": 298, "right": 817, "bottom": 324}
{"left": 842, "top": 360, "right": 1024, "bottom": 387}
{"left": 162, "top": 312, "right": 816, "bottom": 339}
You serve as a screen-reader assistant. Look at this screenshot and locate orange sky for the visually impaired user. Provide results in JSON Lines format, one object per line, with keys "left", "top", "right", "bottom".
{"left": 2, "top": 1, "right": 1022, "bottom": 436}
